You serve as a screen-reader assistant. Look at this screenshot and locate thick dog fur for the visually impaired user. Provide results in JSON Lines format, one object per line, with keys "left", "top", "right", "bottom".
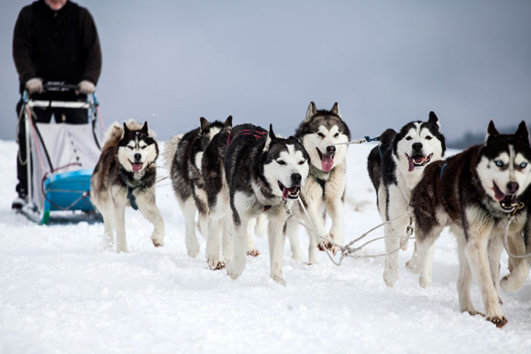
{"left": 367, "top": 112, "right": 446, "bottom": 287}
{"left": 406, "top": 121, "right": 531, "bottom": 328}
{"left": 285, "top": 102, "right": 351, "bottom": 263}
{"left": 164, "top": 116, "right": 232, "bottom": 258}
{"left": 91, "top": 121, "right": 164, "bottom": 252}
{"left": 203, "top": 123, "right": 310, "bottom": 284}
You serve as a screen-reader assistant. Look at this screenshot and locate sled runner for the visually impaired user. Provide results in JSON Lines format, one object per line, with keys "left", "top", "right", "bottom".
{"left": 19, "top": 82, "right": 104, "bottom": 224}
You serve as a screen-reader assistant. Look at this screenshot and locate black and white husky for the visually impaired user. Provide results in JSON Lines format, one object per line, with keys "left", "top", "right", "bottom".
{"left": 203, "top": 123, "right": 310, "bottom": 284}
{"left": 163, "top": 116, "right": 232, "bottom": 257}
{"left": 406, "top": 121, "right": 531, "bottom": 328}
{"left": 367, "top": 112, "right": 446, "bottom": 287}
{"left": 285, "top": 102, "right": 351, "bottom": 263}
{"left": 91, "top": 121, "right": 164, "bottom": 252}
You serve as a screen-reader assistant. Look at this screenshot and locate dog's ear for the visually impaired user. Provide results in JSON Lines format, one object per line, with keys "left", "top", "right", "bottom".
{"left": 331, "top": 102, "right": 340, "bottom": 116}
{"left": 515, "top": 121, "right": 530, "bottom": 145}
{"left": 485, "top": 120, "right": 499, "bottom": 144}
{"left": 123, "top": 122, "right": 129, "bottom": 134}
{"left": 141, "top": 121, "right": 149, "bottom": 135}
{"left": 199, "top": 117, "right": 210, "bottom": 134}
{"left": 264, "top": 124, "right": 276, "bottom": 151}
{"left": 224, "top": 115, "right": 233, "bottom": 128}
{"left": 428, "top": 111, "right": 440, "bottom": 129}
{"left": 305, "top": 101, "right": 317, "bottom": 122}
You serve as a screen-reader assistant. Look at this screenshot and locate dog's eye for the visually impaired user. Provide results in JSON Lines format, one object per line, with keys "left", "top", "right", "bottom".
{"left": 405, "top": 136, "right": 412, "bottom": 141}
{"left": 520, "top": 162, "right": 528, "bottom": 169}
{"left": 277, "top": 160, "right": 286, "bottom": 165}
{"left": 495, "top": 160, "right": 504, "bottom": 168}
{"left": 334, "top": 133, "right": 339, "bottom": 138}
{"left": 127, "top": 146, "right": 134, "bottom": 150}
{"left": 298, "top": 160, "right": 306, "bottom": 165}
{"left": 140, "top": 145, "right": 147, "bottom": 150}
{"left": 317, "top": 132, "right": 325, "bottom": 138}
{"left": 425, "top": 135, "right": 432, "bottom": 140}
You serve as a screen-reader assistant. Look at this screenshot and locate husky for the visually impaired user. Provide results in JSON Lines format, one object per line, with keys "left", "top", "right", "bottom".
{"left": 284, "top": 102, "right": 350, "bottom": 263}
{"left": 203, "top": 123, "right": 310, "bottom": 284}
{"left": 91, "top": 121, "right": 164, "bottom": 252}
{"left": 406, "top": 121, "right": 531, "bottom": 328}
{"left": 367, "top": 112, "right": 446, "bottom": 287}
{"left": 163, "top": 116, "right": 232, "bottom": 258}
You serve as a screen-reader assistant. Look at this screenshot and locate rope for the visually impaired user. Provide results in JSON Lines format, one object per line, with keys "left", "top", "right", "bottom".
{"left": 503, "top": 202, "right": 531, "bottom": 259}
{"left": 284, "top": 198, "right": 413, "bottom": 266}
{"left": 334, "top": 136, "right": 380, "bottom": 146}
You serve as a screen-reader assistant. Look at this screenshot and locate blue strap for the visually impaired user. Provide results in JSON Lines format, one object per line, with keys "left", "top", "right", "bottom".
{"left": 127, "top": 187, "right": 139, "bottom": 210}
{"left": 440, "top": 162, "right": 447, "bottom": 181}
{"left": 365, "top": 136, "right": 380, "bottom": 142}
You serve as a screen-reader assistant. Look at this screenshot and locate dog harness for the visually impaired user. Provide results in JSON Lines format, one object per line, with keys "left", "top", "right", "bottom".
{"left": 226, "top": 128, "right": 267, "bottom": 145}
{"left": 120, "top": 169, "right": 143, "bottom": 211}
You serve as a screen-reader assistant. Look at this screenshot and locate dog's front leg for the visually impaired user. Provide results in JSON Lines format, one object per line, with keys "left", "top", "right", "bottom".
{"left": 114, "top": 203, "right": 127, "bottom": 253}
{"left": 326, "top": 197, "right": 345, "bottom": 253}
{"left": 269, "top": 216, "right": 287, "bottom": 285}
{"left": 465, "top": 229, "right": 507, "bottom": 328}
{"left": 227, "top": 217, "right": 249, "bottom": 280}
{"left": 206, "top": 216, "right": 224, "bottom": 270}
{"left": 305, "top": 203, "right": 328, "bottom": 264}
{"left": 487, "top": 235, "right": 504, "bottom": 303}
{"left": 285, "top": 218, "right": 304, "bottom": 262}
{"left": 137, "top": 190, "right": 165, "bottom": 247}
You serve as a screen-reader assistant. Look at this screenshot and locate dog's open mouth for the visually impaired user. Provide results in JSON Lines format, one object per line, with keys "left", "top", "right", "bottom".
{"left": 130, "top": 161, "right": 144, "bottom": 172}
{"left": 316, "top": 148, "right": 334, "bottom": 172}
{"left": 406, "top": 153, "right": 433, "bottom": 172}
{"left": 278, "top": 181, "right": 301, "bottom": 200}
{"left": 493, "top": 182, "right": 517, "bottom": 211}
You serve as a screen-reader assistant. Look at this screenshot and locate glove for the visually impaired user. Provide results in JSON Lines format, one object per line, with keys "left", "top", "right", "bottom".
{"left": 76, "top": 80, "right": 95, "bottom": 94}
{"left": 25, "top": 78, "right": 43, "bottom": 94}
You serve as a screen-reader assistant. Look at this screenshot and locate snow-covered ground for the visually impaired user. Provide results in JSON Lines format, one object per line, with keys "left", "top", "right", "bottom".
{"left": 1, "top": 139, "right": 531, "bottom": 354}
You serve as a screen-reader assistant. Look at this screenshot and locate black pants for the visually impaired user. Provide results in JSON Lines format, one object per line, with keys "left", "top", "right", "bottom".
{"left": 15, "top": 99, "right": 88, "bottom": 196}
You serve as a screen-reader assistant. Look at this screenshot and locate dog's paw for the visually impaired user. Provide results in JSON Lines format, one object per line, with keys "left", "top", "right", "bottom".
{"left": 247, "top": 249, "right": 260, "bottom": 257}
{"left": 383, "top": 269, "right": 398, "bottom": 287}
{"left": 501, "top": 273, "right": 526, "bottom": 293}
{"left": 487, "top": 315, "right": 508, "bottom": 328}
{"left": 419, "top": 275, "right": 431, "bottom": 288}
{"left": 186, "top": 238, "right": 200, "bottom": 258}
{"left": 271, "top": 274, "right": 286, "bottom": 286}
{"left": 207, "top": 255, "right": 222, "bottom": 270}
{"left": 405, "top": 259, "right": 421, "bottom": 275}
{"left": 227, "top": 258, "right": 245, "bottom": 280}
{"left": 151, "top": 233, "right": 164, "bottom": 248}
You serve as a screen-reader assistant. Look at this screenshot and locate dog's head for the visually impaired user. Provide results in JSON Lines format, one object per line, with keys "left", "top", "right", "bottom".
{"left": 199, "top": 115, "right": 232, "bottom": 148}
{"left": 262, "top": 125, "right": 310, "bottom": 200}
{"left": 117, "top": 121, "right": 159, "bottom": 174}
{"left": 394, "top": 111, "right": 446, "bottom": 175}
{"left": 296, "top": 102, "right": 351, "bottom": 173}
{"left": 476, "top": 121, "right": 531, "bottom": 212}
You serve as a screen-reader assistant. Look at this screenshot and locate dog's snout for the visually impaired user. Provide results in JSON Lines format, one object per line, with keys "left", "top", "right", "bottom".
{"left": 291, "top": 173, "right": 302, "bottom": 185}
{"left": 326, "top": 145, "right": 336, "bottom": 155}
{"left": 506, "top": 182, "right": 519, "bottom": 194}
{"left": 412, "top": 142, "right": 423, "bottom": 151}
{"left": 134, "top": 153, "right": 142, "bottom": 161}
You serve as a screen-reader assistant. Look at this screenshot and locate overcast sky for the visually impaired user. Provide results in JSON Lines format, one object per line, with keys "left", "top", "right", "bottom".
{"left": 1, "top": 0, "right": 530, "bottom": 143}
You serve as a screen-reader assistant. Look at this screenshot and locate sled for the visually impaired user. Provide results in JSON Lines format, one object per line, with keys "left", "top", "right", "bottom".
{"left": 19, "top": 82, "right": 104, "bottom": 224}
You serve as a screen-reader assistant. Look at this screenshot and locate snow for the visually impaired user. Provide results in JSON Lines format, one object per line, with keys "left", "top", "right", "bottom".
{"left": 1, "top": 139, "right": 531, "bottom": 354}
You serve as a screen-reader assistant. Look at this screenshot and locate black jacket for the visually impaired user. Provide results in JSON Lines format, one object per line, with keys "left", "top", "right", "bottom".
{"left": 13, "top": 0, "right": 102, "bottom": 95}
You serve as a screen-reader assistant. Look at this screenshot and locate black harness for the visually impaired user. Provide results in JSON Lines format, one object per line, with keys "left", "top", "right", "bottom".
{"left": 120, "top": 169, "right": 146, "bottom": 211}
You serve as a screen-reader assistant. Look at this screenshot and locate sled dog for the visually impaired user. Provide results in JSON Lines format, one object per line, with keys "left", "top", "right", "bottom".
{"left": 91, "top": 121, "right": 164, "bottom": 252}
{"left": 203, "top": 123, "right": 310, "bottom": 284}
{"left": 285, "top": 102, "right": 351, "bottom": 263}
{"left": 406, "top": 121, "right": 531, "bottom": 328}
{"left": 163, "top": 116, "right": 232, "bottom": 257}
{"left": 367, "top": 112, "right": 445, "bottom": 287}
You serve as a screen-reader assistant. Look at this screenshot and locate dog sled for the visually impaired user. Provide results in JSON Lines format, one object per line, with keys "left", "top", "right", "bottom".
{"left": 18, "top": 82, "right": 104, "bottom": 224}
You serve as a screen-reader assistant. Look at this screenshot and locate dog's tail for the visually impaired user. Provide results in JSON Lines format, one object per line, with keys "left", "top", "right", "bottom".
{"left": 162, "top": 134, "right": 183, "bottom": 172}
{"left": 101, "top": 122, "right": 124, "bottom": 150}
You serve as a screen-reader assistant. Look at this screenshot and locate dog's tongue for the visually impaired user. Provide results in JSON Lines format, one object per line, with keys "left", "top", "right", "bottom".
{"left": 492, "top": 184, "right": 505, "bottom": 202}
{"left": 132, "top": 163, "right": 143, "bottom": 172}
{"left": 321, "top": 155, "right": 334, "bottom": 172}
{"left": 407, "top": 156, "right": 415, "bottom": 172}
{"left": 282, "top": 186, "right": 297, "bottom": 200}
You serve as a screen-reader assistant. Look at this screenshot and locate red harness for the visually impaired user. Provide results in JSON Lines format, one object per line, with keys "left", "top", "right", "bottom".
{"left": 227, "top": 129, "right": 267, "bottom": 145}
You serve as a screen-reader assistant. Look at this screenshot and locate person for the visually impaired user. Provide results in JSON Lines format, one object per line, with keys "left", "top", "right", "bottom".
{"left": 12, "top": 0, "right": 102, "bottom": 209}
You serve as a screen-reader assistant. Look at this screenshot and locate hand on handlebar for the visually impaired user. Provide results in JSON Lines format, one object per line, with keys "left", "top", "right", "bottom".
{"left": 76, "top": 80, "right": 95, "bottom": 94}
{"left": 25, "top": 78, "right": 43, "bottom": 94}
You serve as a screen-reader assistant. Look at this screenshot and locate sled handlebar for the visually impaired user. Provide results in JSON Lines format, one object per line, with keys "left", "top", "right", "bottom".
{"left": 43, "top": 82, "right": 79, "bottom": 93}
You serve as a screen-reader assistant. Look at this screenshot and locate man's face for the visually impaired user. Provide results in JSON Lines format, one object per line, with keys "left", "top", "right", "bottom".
{"left": 45, "top": 0, "right": 67, "bottom": 11}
